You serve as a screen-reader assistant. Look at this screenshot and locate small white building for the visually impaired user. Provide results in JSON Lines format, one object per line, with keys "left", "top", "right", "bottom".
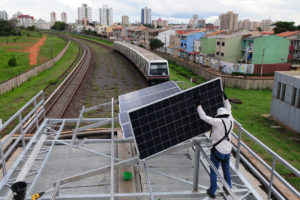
{"left": 156, "top": 29, "right": 176, "bottom": 49}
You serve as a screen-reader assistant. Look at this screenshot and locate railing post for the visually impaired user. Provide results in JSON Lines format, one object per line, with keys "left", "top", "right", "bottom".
{"left": 34, "top": 98, "right": 39, "bottom": 130}
{"left": 18, "top": 113, "right": 25, "bottom": 148}
{"left": 193, "top": 141, "right": 200, "bottom": 192}
{"left": 268, "top": 157, "right": 277, "bottom": 200}
{"left": 42, "top": 91, "right": 46, "bottom": 120}
{"left": 235, "top": 124, "right": 242, "bottom": 169}
{"left": 0, "top": 131, "right": 7, "bottom": 176}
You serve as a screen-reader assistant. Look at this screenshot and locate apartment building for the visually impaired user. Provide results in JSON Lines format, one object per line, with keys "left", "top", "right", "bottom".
{"left": 141, "top": 7, "right": 151, "bottom": 24}
{"left": 50, "top": 12, "right": 56, "bottom": 26}
{"left": 220, "top": 11, "right": 238, "bottom": 31}
{"left": 215, "top": 34, "right": 242, "bottom": 63}
{"left": 78, "top": 4, "right": 92, "bottom": 23}
{"left": 100, "top": 5, "right": 113, "bottom": 26}
{"left": 261, "top": 19, "right": 273, "bottom": 31}
{"left": 241, "top": 35, "right": 289, "bottom": 64}
{"left": 152, "top": 18, "right": 168, "bottom": 28}
{"left": 61, "top": 12, "right": 67, "bottom": 23}
{"left": 122, "top": 16, "right": 129, "bottom": 25}
{"left": 0, "top": 10, "right": 8, "bottom": 20}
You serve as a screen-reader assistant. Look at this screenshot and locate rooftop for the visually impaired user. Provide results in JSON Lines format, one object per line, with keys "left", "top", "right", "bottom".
{"left": 276, "top": 31, "right": 299, "bottom": 38}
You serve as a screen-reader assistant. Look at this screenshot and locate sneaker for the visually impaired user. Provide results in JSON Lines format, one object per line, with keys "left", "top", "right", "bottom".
{"left": 207, "top": 189, "right": 216, "bottom": 199}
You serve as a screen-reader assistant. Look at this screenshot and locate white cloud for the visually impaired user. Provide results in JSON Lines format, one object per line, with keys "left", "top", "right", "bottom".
{"left": 1, "top": 0, "right": 299, "bottom": 24}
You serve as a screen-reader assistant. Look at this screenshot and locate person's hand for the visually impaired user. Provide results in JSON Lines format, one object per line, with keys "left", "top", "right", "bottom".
{"left": 194, "top": 95, "right": 201, "bottom": 106}
{"left": 223, "top": 91, "right": 228, "bottom": 100}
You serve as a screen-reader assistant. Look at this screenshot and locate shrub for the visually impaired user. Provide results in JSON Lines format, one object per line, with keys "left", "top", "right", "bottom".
{"left": 8, "top": 58, "right": 17, "bottom": 67}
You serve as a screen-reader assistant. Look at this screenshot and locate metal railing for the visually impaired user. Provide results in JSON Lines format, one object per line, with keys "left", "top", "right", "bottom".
{"left": 0, "top": 90, "right": 45, "bottom": 176}
{"left": 233, "top": 120, "right": 300, "bottom": 200}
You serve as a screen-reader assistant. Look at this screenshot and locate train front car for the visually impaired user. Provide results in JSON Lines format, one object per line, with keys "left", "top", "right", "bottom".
{"left": 147, "top": 60, "right": 169, "bottom": 83}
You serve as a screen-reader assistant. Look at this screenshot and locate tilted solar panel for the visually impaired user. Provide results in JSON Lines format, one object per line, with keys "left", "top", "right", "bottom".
{"left": 118, "top": 81, "right": 182, "bottom": 139}
{"left": 128, "top": 78, "right": 224, "bottom": 160}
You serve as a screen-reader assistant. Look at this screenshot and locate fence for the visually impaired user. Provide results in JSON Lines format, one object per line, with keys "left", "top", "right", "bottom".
{"left": 156, "top": 51, "right": 274, "bottom": 89}
{"left": 0, "top": 41, "right": 70, "bottom": 95}
{"left": 233, "top": 120, "right": 300, "bottom": 200}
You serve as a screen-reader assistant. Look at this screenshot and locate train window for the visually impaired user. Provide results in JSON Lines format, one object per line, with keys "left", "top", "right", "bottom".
{"left": 150, "top": 62, "right": 168, "bottom": 76}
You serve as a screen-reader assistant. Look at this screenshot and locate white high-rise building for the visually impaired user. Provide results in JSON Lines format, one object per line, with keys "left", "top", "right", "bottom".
{"left": 0, "top": 10, "right": 8, "bottom": 20}
{"left": 261, "top": 19, "right": 273, "bottom": 31}
{"left": 61, "top": 12, "right": 67, "bottom": 23}
{"left": 141, "top": 7, "right": 151, "bottom": 24}
{"left": 50, "top": 11, "right": 56, "bottom": 26}
{"left": 78, "top": 4, "right": 92, "bottom": 24}
{"left": 99, "top": 5, "right": 113, "bottom": 26}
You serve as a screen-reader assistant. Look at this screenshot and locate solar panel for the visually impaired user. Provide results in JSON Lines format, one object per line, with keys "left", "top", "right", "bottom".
{"left": 119, "top": 81, "right": 181, "bottom": 112}
{"left": 128, "top": 78, "right": 224, "bottom": 160}
{"left": 119, "top": 81, "right": 182, "bottom": 139}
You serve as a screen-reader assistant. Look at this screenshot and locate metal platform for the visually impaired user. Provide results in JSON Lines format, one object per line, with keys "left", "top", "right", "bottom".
{"left": 0, "top": 91, "right": 299, "bottom": 200}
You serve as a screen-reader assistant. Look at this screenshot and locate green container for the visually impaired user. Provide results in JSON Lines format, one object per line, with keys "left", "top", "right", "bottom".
{"left": 123, "top": 171, "right": 132, "bottom": 181}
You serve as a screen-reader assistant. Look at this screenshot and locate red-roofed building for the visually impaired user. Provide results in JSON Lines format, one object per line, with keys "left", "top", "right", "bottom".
{"left": 277, "top": 31, "right": 300, "bottom": 63}
{"left": 17, "top": 14, "right": 35, "bottom": 27}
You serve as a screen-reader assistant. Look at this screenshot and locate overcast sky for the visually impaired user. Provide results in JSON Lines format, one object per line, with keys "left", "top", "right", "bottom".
{"left": 1, "top": 0, "right": 300, "bottom": 25}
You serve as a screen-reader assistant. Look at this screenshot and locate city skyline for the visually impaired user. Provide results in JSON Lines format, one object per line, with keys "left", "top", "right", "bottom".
{"left": 1, "top": 0, "right": 300, "bottom": 25}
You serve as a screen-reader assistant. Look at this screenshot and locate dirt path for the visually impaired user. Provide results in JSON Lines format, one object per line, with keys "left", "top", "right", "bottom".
{"left": 28, "top": 34, "right": 46, "bottom": 65}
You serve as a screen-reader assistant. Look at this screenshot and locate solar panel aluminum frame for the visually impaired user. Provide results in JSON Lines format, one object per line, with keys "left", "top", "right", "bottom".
{"left": 128, "top": 77, "right": 224, "bottom": 161}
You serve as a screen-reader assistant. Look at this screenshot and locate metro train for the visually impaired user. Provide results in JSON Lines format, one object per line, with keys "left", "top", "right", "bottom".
{"left": 113, "top": 41, "right": 169, "bottom": 83}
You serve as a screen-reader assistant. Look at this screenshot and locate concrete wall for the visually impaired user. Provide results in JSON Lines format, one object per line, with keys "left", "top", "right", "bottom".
{"left": 253, "top": 35, "right": 289, "bottom": 64}
{"left": 270, "top": 71, "right": 300, "bottom": 132}
{"left": 156, "top": 51, "right": 274, "bottom": 89}
{"left": 253, "top": 63, "right": 291, "bottom": 75}
{"left": 224, "top": 36, "right": 242, "bottom": 63}
{"left": 201, "top": 37, "right": 216, "bottom": 55}
{"left": 0, "top": 41, "right": 71, "bottom": 95}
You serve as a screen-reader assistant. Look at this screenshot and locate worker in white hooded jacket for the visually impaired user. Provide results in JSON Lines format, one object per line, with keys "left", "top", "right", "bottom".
{"left": 195, "top": 92, "right": 234, "bottom": 198}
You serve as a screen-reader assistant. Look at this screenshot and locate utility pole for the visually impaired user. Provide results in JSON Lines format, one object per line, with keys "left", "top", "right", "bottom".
{"left": 260, "top": 48, "right": 265, "bottom": 76}
{"left": 260, "top": 44, "right": 269, "bottom": 76}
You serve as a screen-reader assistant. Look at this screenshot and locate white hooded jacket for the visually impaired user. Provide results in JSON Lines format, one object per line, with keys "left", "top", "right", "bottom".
{"left": 197, "top": 99, "right": 234, "bottom": 154}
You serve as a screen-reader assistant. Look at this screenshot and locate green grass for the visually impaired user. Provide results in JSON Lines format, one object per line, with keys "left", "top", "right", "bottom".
{"left": 0, "top": 32, "right": 66, "bottom": 83}
{"left": 0, "top": 41, "right": 79, "bottom": 124}
{"left": 168, "top": 60, "right": 300, "bottom": 191}
{"left": 69, "top": 33, "right": 113, "bottom": 47}
{"left": 38, "top": 34, "right": 66, "bottom": 64}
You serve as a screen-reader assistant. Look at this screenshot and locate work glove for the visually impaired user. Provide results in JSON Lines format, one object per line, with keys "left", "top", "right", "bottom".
{"left": 223, "top": 91, "right": 228, "bottom": 100}
{"left": 194, "top": 95, "right": 201, "bottom": 106}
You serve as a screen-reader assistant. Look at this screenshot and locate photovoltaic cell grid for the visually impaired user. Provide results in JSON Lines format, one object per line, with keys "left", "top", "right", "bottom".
{"left": 119, "top": 81, "right": 182, "bottom": 139}
{"left": 128, "top": 78, "right": 224, "bottom": 160}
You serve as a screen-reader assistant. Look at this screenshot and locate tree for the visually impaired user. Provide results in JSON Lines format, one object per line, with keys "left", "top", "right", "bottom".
{"left": 150, "top": 38, "right": 164, "bottom": 50}
{"left": 51, "top": 21, "right": 67, "bottom": 31}
{"left": 256, "top": 27, "right": 262, "bottom": 32}
{"left": 27, "top": 25, "right": 35, "bottom": 31}
{"left": 0, "top": 20, "right": 15, "bottom": 36}
{"left": 8, "top": 57, "right": 17, "bottom": 67}
{"left": 273, "top": 21, "right": 297, "bottom": 34}
{"left": 298, "top": 25, "right": 300, "bottom": 31}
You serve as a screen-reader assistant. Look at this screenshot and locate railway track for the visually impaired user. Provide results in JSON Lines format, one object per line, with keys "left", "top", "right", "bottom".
{"left": 45, "top": 37, "right": 93, "bottom": 118}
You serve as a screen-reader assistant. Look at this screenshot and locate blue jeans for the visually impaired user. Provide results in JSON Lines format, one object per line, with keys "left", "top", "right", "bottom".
{"left": 209, "top": 148, "right": 232, "bottom": 195}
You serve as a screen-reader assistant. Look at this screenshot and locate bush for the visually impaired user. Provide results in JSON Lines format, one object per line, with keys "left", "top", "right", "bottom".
{"left": 8, "top": 58, "right": 17, "bottom": 66}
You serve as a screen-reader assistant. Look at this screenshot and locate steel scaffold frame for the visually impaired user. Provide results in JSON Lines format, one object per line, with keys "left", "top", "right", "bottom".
{"left": 0, "top": 91, "right": 299, "bottom": 200}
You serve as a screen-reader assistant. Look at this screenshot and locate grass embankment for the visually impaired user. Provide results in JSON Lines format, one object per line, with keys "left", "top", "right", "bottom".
{"left": 168, "top": 61, "right": 300, "bottom": 190}
{"left": 70, "top": 33, "right": 113, "bottom": 47}
{"left": 0, "top": 41, "right": 79, "bottom": 125}
{"left": 0, "top": 32, "right": 65, "bottom": 83}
